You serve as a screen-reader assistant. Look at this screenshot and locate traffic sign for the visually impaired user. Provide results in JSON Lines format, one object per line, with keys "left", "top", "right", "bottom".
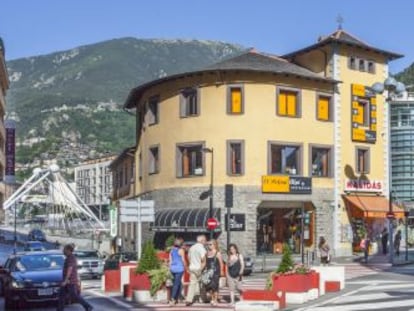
{"left": 207, "top": 218, "right": 218, "bottom": 230}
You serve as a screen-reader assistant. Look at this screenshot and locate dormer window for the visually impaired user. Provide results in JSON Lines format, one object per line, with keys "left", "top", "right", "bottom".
{"left": 358, "top": 59, "right": 366, "bottom": 71}
{"left": 367, "top": 61, "right": 375, "bottom": 74}
{"left": 349, "top": 56, "right": 356, "bottom": 70}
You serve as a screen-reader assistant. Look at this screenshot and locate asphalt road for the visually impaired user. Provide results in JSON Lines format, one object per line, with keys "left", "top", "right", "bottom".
{"left": 293, "top": 265, "right": 414, "bottom": 311}
{"left": 0, "top": 240, "right": 136, "bottom": 310}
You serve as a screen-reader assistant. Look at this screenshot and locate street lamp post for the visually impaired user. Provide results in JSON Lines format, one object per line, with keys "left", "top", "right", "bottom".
{"left": 203, "top": 147, "right": 214, "bottom": 240}
{"left": 13, "top": 200, "right": 17, "bottom": 254}
{"left": 371, "top": 77, "right": 405, "bottom": 265}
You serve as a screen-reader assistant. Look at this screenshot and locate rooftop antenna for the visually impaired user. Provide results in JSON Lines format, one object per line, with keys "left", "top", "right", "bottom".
{"left": 336, "top": 14, "right": 344, "bottom": 30}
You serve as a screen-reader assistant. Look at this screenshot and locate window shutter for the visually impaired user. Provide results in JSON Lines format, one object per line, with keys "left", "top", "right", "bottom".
{"left": 278, "top": 92, "right": 287, "bottom": 115}
{"left": 231, "top": 88, "right": 242, "bottom": 113}
{"left": 287, "top": 92, "right": 296, "bottom": 116}
{"left": 318, "top": 96, "right": 330, "bottom": 120}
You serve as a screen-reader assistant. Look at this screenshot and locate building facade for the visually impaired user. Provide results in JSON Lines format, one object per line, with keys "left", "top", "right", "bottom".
{"left": 109, "top": 146, "right": 137, "bottom": 252}
{"left": 0, "top": 38, "right": 9, "bottom": 221}
{"left": 122, "top": 29, "right": 403, "bottom": 257}
{"left": 74, "top": 155, "right": 115, "bottom": 220}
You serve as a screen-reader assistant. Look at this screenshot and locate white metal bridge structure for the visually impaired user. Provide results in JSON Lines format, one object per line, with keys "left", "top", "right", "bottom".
{"left": 3, "top": 165, "right": 106, "bottom": 237}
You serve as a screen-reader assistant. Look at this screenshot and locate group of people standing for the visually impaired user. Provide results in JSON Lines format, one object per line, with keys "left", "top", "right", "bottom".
{"left": 168, "top": 234, "right": 244, "bottom": 307}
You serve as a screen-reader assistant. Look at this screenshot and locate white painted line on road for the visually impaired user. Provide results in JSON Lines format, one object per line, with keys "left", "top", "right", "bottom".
{"left": 346, "top": 279, "right": 401, "bottom": 285}
{"left": 87, "top": 289, "right": 133, "bottom": 309}
{"left": 303, "top": 299, "right": 414, "bottom": 311}
{"left": 331, "top": 291, "right": 414, "bottom": 304}
{"left": 293, "top": 284, "right": 372, "bottom": 311}
{"left": 359, "top": 283, "right": 414, "bottom": 291}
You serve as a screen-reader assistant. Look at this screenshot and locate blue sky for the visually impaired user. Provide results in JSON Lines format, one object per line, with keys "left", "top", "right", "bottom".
{"left": 1, "top": 0, "right": 413, "bottom": 73}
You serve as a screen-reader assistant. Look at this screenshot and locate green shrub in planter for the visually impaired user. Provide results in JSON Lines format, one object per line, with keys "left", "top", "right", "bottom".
{"left": 147, "top": 264, "right": 172, "bottom": 297}
{"left": 136, "top": 240, "right": 160, "bottom": 274}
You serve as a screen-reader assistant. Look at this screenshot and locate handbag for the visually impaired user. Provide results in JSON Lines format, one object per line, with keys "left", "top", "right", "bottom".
{"left": 228, "top": 256, "right": 241, "bottom": 278}
{"left": 201, "top": 268, "right": 214, "bottom": 285}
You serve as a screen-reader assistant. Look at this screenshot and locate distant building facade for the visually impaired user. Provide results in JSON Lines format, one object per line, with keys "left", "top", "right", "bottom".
{"left": 0, "top": 38, "right": 10, "bottom": 222}
{"left": 109, "top": 146, "right": 136, "bottom": 252}
{"left": 74, "top": 155, "right": 115, "bottom": 219}
{"left": 390, "top": 91, "right": 414, "bottom": 203}
{"left": 120, "top": 29, "right": 404, "bottom": 257}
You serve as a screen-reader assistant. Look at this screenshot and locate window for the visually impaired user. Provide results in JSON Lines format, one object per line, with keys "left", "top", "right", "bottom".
{"left": 358, "top": 59, "right": 366, "bottom": 71}
{"left": 269, "top": 142, "right": 301, "bottom": 175}
{"left": 316, "top": 94, "right": 332, "bottom": 121}
{"left": 149, "top": 146, "right": 159, "bottom": 174}
{"left": 180, "top": 88, "right": 199, "bottom": 117}
{"left": 311, "top": 146, "right": 332, "bottom": 177}
{"left": 277, "top": 88, "right": 300, "bottom": 117}
{"left": 349, "top": 56, "right": 356, "bottom": 70}
{"left": 356, "top": 147, "right": 370, "bottom": 174}
{"left": 227, "top": 140, "right": 244, "bottom": 175}
{"left": 147, "top": 96, "right": 159, "bottom": 125}
{"left": 227, "top": 85, "right": 244, "bottom": 114}
{"left": 367, "top": 61, "right": 375, "bottom": 74}
{"left": 177, "top": 143, "right": 204, "bottom": 177}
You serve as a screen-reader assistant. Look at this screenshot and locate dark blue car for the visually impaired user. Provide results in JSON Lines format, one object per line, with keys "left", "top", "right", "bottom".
{"left": 0, "top": 250, "right": 76, "bottom": 310}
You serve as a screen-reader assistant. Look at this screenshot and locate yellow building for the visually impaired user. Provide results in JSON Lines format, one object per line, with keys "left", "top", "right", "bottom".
{"left": 122, "top": 29, "right": 403, "bottom": 257}
{"left": 0, "top": 38, "right": 10, "bottom": 222}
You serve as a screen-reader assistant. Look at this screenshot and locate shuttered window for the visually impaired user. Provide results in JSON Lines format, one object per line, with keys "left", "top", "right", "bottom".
{"left": 317, "top": 95, "right": 331, "bottom": 121}
{"left": 227, "top": 85, "right": 244, "bottom": 114}
{"left": 277, "top": 89, "right": 299, "bottom": 117}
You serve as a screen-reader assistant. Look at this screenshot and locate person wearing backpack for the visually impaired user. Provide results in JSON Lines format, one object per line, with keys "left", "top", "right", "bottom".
{"left": 169, "top": 238, "right": 186, "bottom": 306}
{"left": 226, "top": 243, "right": 244, "bottom": 306}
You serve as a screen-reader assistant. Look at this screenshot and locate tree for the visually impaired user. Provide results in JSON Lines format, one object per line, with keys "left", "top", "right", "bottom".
{"left": 136, "top": 240, "right": 160, "bottom": 274}
{"left": 276, "top": 243, "right": 294, "bottom": 274}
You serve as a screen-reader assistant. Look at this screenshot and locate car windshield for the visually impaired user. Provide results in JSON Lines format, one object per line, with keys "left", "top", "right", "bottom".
{"left": 27, "top": 242, "right": 42, "bottom": 248}
{"left": 74, "top": 251, "right": 99, "bottom": 258}
{"left": 17, "top": 254, "right": 65, "bottom": 271}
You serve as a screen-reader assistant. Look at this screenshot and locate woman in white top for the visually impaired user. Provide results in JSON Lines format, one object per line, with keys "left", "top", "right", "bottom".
{"left": 226, "top": 243, "right": 244, "bottom": 306}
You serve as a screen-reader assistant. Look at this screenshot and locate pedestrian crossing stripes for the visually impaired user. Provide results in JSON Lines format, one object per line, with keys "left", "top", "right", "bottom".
{"left": 294, "top": 280, "right": 414, "bottom": 311}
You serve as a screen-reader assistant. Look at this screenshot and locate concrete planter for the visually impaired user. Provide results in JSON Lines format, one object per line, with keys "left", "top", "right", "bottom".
{"left": 310, "top": 266, "right": 345, "bottom": 295}
{"left": 132, "top": 288, "right": 168, "bottom": 303}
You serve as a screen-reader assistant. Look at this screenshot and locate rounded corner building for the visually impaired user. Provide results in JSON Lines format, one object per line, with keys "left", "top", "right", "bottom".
{"left": 120, "top": 29, "right": 405, "bottom": 258}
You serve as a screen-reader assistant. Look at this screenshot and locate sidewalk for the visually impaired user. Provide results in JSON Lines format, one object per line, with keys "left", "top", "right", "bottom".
{"left": 252, "top": 248, "right": 414, "bottom": 273}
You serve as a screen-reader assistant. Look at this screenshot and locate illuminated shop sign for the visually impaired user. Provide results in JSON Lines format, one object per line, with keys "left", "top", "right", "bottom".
{"left": 262, "top": 176, "right": 312, "bottom": 194}
{"left": 344, "top": 179, "right": 383, "bottom": 193}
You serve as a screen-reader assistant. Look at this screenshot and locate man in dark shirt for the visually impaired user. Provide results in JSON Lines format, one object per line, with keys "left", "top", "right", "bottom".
{"left": 57, "top": 244, "right": 93, "bottom": 311}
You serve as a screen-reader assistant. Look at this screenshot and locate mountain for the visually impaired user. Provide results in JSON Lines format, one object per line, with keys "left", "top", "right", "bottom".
{"left": 6, "top": 38, "right": 244, "bottom": 179}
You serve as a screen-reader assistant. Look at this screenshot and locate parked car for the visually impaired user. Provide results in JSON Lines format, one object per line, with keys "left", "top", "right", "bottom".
{"left": 74, "top": 249, "right": 104, "bottom": 279}
{"left": 27, "top": 229, "right": 46, "bottom": 242}
{"left": 0, "top": 250, "right": 79, "bottom": 309}
{"left": 104, "top": 251, "right": 138, "bottom": 270}
{"left": 23, "top": 241, "right": 46, "bottom": 252}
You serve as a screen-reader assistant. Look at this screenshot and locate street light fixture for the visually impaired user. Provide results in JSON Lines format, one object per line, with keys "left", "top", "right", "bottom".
{"left": 202, "top": 147, "right": 214, "bottom": 239}
{"left": 371, "top": 77, "right": 405, "bottom": 264}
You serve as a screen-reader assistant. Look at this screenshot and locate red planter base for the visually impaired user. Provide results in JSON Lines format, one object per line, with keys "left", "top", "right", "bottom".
{"left": 129, "top": 271, "right": 151, "bottom": 290}
{"left": 272, "top": 273, "right": 311, "bottom": 292}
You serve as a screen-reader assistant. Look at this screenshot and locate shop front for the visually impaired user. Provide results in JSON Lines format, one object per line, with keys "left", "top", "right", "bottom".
{"left": 259, "top": 175, "right": 315, "bottom": 255}
{"left": 150, "top": 208, "right": 221, "bottom": 249}
{"left": 257, "top": 201, "right": 315, "bottom": 254}
{"left": 342, "top": 194, "right": 405, "bottom": 251}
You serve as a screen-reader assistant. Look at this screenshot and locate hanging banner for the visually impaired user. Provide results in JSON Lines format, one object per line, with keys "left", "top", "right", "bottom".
{"left": 5, "top": 119, "right": 16, "bottom": 184}
{"left": 109, "top": 205, "right": 117, "bottom": 237}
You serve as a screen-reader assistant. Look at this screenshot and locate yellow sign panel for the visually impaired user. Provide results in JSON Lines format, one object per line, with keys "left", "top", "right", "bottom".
{"left": 352, "top": 128, "right": 366, "bottom": 141}
{"left": 352, "top": 84, "right": 366, "bottom": 97}
{"left": 262, "top": 175, "right": 289, "bottom": 193}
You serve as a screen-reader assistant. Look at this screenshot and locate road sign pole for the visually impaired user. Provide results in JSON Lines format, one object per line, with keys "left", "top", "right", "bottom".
{"left": 137, "top": 198, "right": 142, "bottom": 259}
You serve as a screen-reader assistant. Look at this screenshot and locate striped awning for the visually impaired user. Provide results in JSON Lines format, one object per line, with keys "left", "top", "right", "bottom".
{"left": 150, "top": 208, "right": 221, "bottom": 233}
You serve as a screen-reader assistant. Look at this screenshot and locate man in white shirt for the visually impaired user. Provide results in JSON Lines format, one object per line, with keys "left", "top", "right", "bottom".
{"left": 185, "top": 234, "right": 207, "bottom": 306}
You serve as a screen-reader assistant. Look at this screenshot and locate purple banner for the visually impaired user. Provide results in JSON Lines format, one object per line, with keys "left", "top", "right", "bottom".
{"left": 5, "top": 119, "right": 15, "bottom": 184}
